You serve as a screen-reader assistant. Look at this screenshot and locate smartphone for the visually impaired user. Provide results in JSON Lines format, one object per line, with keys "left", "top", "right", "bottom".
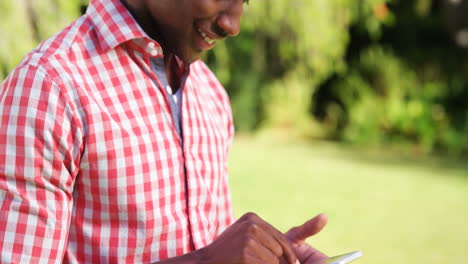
{"left": 325, "top": 251, "right": 362, "bottom": 264}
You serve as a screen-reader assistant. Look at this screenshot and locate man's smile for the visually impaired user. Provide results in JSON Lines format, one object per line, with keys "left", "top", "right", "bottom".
{"left": 196, "top": 26, "right": 217, "bottom": 48}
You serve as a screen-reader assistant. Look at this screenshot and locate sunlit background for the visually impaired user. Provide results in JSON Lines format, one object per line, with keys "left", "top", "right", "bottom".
{"left": 1, "top": 0, "right": 467, "bottom": 263}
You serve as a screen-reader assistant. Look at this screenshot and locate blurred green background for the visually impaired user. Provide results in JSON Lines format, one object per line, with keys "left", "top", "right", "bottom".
{"left": 1, "top": 0, "right": 467, "bottom": 263}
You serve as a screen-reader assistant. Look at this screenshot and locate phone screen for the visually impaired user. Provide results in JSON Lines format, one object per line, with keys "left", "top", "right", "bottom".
{"left": 325, "top": 251, "right": 362, "bottom": 264}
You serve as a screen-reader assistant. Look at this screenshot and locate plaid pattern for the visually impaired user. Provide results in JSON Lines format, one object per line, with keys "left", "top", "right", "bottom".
{"left": 0, "top": 0, "right": 235, "bottom": 263}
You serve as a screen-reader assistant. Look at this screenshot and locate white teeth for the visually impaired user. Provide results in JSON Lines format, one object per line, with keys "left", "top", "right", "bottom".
{"left": 197, "top": 27, "right": 216, "bottom": 45}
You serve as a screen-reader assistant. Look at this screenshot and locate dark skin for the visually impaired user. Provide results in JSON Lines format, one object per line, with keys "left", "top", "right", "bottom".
{"left": 120, "top": 0, "right": 330, "bottom": 263}
{"left": 156, "top": 213, "right": 328, "bottom": 264}
{"left": 121, "top": 0, "right": 244, "bottom": 91}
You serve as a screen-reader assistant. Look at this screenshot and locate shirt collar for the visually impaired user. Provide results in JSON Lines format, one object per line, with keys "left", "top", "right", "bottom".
{"left": 86, "top": 0, "right": 163, "bottom": 57}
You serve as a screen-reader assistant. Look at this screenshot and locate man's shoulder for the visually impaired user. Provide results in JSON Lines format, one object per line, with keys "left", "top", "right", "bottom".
{"left": 13, "top": 14, "right": 98, "bottom": 83}
{"left": 187, "top": 60, "right": 233, "bottom": 122}
{"left": 189, "top": 60, "right": 230, "bottom": 99}
{"left": 189, "top": 60, "right": 225, "bottom": 90}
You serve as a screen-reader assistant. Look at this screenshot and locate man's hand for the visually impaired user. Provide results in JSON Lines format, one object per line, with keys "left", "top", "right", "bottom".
{"left": 200, "top": 212, "right": 299, "bottom": 264}
{"left": 285, "top": 213, "right": 329, "bottom": 264}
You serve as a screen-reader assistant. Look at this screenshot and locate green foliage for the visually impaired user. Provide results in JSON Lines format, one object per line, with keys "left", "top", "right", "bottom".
{"left": 352, "top": 0, "right": 395, "bottom": 39}
{"left": 207, "top": 0, "right": 390, "bottom": 132}
{"left": 322, "top": 0, "right": 468, "bottom": 155}
{"left": 0, "top": 0, "right": 81, "bottom": 80}
{"left": 261, "top": 70, "right": 316, "bottom": 135}
{"left": 28, "top": 0, "right": 81, "bottom": 39}
{"left": 332, "top": 46, "right": 457, "bottom": 152}
{"left": 0, "top": 0, "right": 35, "bottom": 79}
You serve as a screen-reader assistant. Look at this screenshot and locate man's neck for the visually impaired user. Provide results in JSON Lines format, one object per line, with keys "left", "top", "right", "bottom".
{"left": 119, "top": 0, "right": 165, "bottom": 44}
{"left": 164, "top": 52, "right": 182, "bottom": 93}
{"left": 119, "top": 0, "right": 183, "bottom": 92}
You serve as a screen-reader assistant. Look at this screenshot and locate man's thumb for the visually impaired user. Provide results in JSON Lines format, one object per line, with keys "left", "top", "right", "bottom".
{"left": 285, "top": 213, "right": 328, "bottom": 243}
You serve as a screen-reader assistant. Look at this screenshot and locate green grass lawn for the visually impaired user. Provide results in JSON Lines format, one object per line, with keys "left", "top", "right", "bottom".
{"left": 228, "top": 135, "right": 468, "bottom": 264}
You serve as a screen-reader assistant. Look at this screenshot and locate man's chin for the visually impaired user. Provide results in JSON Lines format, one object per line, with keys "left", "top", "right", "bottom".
{"left": 173, "top": 46, "right": 203, "bottom": 63}
{"left": 159, "top": 44, "right": 200, "bottom": 63}
{"left": 181, "top": 51, "right": 203, "bottom": 64}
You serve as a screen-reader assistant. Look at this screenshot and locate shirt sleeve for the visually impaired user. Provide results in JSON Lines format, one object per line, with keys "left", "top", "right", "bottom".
{"left": 0, "top": 64, "right": 82, "bottom": 263}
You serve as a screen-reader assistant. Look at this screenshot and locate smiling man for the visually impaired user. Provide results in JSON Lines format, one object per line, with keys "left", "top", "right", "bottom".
{"left": 0, "top": 0, "right": 328, "bottom": 263}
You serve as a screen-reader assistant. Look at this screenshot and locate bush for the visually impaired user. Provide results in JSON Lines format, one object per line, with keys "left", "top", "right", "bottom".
{"left": 317, "top": 0, "right": 468, "bottom": 155}
{"left": 0, "top": 0, "right": 81, "bottom": 79}
{"left": 207, "top": 0, "right": 388, "bottom": 132}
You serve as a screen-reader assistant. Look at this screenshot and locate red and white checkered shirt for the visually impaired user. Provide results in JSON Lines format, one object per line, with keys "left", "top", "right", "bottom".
{"left": 0, "top": 0, "right": 235, "bottom": 262}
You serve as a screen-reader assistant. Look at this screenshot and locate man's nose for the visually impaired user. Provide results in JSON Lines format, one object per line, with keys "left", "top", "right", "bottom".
{"left": 216, "top": 0, "right": 243, "bottom": 37}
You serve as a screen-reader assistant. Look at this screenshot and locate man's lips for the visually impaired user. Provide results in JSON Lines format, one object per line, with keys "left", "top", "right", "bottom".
{"left": 196, "top": 27, "right": 216, "bottom": 45}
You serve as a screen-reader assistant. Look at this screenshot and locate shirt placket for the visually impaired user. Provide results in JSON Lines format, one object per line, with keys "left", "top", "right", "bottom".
{"left": 129, "top": 41, "right": 182, "bottom": 143}
{"left": 128, "top": 40, "right": 198, "bottom": 251}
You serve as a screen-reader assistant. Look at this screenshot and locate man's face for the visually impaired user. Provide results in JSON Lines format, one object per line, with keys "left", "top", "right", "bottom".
{"left": 132, "top": 0, "right": 246, "bottom": 63}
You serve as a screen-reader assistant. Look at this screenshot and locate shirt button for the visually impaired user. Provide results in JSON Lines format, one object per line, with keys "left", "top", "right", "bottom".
{"left": 150, "top": 49, "right": 159, "bottom": 57}
{"left": 147, "top": 42, "right": 156, "bottom": 49}
{"left": 147, "top": 42, "right": 159, "bottom": 56}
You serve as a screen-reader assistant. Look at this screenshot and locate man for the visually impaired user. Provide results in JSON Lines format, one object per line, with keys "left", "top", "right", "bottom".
{"left": 0, "top": 0, "right": 328, "bottom": 263}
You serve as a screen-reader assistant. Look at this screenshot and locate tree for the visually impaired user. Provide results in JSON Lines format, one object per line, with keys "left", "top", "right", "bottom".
{"left": 0, "top": 0, "right": 82, "bottom": 79}
{"left": 206, "top": 0, "right": 389, "bottom": 134}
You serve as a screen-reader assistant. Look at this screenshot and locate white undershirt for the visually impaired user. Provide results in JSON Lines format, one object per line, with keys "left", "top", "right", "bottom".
{"left": 150, "top": 57, "right": 184, "bottom": 139}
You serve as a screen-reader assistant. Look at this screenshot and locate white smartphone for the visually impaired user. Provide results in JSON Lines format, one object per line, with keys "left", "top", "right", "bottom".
{"left": 325, "top": 251, "right": 362, "bottom": 264}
